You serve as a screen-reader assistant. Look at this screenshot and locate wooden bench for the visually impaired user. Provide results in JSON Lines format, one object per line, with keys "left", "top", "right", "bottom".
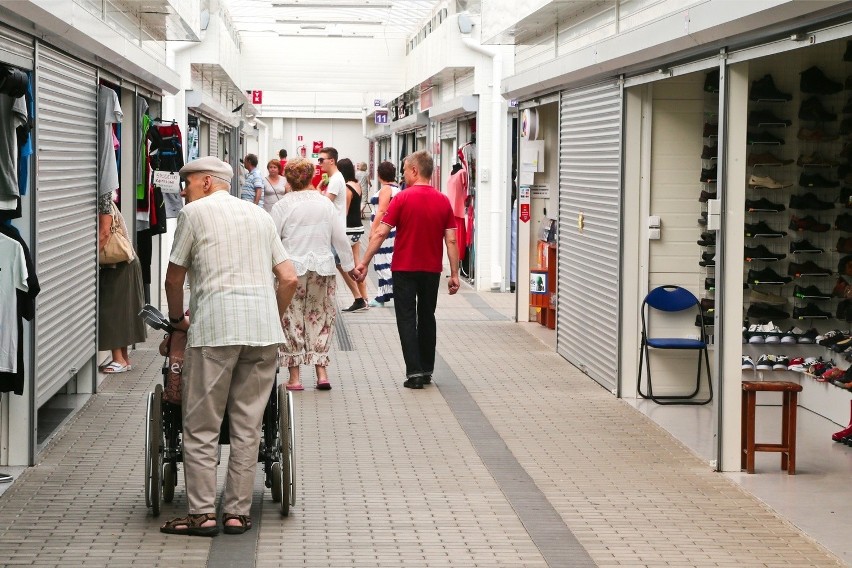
{"left": 741, "top": 381, "right": 803, "bottom": 475}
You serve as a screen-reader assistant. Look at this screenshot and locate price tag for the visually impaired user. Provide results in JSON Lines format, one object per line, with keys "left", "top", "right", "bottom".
{"left": 152, "top": 171, "right": 181, "bottom": 194}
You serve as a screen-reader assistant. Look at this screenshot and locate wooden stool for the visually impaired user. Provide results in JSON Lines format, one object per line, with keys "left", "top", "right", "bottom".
{"left": 741, "top": 381, "right": 803, "bottom": 475}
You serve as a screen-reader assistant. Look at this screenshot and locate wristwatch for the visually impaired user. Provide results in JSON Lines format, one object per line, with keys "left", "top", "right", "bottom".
{"left": 169, "top": 314, "right": 185, "bottom": 324}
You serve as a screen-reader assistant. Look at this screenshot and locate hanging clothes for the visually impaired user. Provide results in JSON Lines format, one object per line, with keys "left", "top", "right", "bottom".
{"left": 149, "top": 121, "right": 184, "bottom": 219}
{"left": 0, "top": 223, "right": 39, "bottom": 395}
{"left": 446, "top": 165, "right": 468, "bottom": 263}
{"left": 16, "top": 71, "right": 33, "bottom": 199}
{"left": 0, "top": 92, "right": 26, "bottom": 212}
{"left": 136, "top": 98, "right": 151, "bottom": 232}
{"left": 97, "top": 84, "right": 122, "bottom": 196}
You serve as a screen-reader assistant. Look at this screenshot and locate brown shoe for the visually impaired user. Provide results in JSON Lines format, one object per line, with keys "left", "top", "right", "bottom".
{"left": 797, "top": 127, "right": 839, "bottom": 142}
{"left": 747, "top": 152, "right": 793, "bottom": 166}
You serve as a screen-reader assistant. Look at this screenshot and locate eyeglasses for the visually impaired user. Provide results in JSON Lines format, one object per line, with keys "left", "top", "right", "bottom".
{"left": 317, "top": 157, "right": 332, "bottom": 163}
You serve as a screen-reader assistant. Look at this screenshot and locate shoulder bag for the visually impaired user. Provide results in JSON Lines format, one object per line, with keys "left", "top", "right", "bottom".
{"left": 99, "top": 202, "right": 134, "bottom": 265}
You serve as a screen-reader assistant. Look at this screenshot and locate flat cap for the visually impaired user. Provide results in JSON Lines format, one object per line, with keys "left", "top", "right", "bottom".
{"left": 179, "top": 156, "right": 233, "bottom": 183}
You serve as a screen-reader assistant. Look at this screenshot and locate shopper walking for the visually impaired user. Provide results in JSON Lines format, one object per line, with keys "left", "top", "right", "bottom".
{"left": 161, "top": 156, "right": 298, "bottom": 537}
{"left": 337, "top": 158, "right": 369, "bottom": 307}
{"left": 318, "top": 147, "right": 368, "bottom": 311}
{"left": 270, "top": 158, "right": 356, "bottom": 391}
{"left": 367, "top": 161, "right": 401, "bottom": 307}
{"left": 240, "top": 153, "right": 264, "bottom": 207}
{"left": 262, "top": 158, "right": 287, "bottom": 214}
{"left": 353, "top": 151, "right": 459, "bottom": 389}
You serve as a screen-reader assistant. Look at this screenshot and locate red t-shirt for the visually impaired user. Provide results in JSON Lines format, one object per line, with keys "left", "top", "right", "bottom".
{"left": 382, "top": 184, "right": 456, "bottom": 273}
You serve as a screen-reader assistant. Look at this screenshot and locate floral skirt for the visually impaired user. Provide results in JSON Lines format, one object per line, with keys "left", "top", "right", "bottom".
{"left": 279, "top": 271, "right": 337, "bottom": 367}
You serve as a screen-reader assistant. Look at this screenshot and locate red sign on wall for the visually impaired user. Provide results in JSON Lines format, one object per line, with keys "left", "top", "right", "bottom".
{"left": 520, "top": 203, "right": 531, "bottom": 223}
{"left": 312, "top": 141, "right": 324, "bottom": 158}
{"left": 251, "top": 90, "right": 263, "bottom": 105}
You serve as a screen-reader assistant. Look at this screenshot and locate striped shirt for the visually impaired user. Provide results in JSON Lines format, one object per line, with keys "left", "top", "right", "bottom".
{"left": 169, "top": 190, "right": 289, "bottom": 348}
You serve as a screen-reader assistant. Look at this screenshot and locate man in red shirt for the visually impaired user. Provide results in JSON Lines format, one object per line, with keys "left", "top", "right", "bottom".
{"left": 353, "top": 150, "right": 460, "bottom": 389}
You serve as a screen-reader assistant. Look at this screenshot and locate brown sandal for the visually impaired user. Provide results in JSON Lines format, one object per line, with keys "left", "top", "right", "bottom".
{"left": 222, "top": 513, "right": 252, "bottom": 535}
{"left": 160, "top": 513, "right": 219, "bottom": 537}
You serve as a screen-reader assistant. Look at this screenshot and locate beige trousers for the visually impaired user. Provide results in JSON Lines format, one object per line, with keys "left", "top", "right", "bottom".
{"left": 182, "top": 344, "right": 278, "bottom": 515}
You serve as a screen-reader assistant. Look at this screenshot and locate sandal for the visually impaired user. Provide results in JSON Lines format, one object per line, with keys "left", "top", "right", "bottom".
{"left": 160, "top": 513, "right": 219, "bottom": 537}
{"left": 222, "top": 513, "right": 252, "bottom": 535}
{"left": 97, "top": 359, "right": 114, "bottom": 371}
{"left": 316, "top": 380, "right": 332, "bottom": 390}
{"left": 102, "top": 362, "right": 130, "bottom": 374}
{"left": 286, "top": 383, "right": 304, "bottom": 391}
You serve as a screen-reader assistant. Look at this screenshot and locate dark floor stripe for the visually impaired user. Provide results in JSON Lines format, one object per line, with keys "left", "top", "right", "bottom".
{"left": 334, "top": 306, "right": 354, "bottom": 351}
{"left": 207, "top": 485, "right": 264, "bottom": 567}
{"left": 434, "top": 354, "right": 597, "bottom": 568}
{"left": 461, "top": 292, "right": 510, "bottom": 321}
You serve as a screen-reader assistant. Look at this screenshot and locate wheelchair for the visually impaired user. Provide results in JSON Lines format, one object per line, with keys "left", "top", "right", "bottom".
{"left": 139, "top": 305, "right": 296, "bottom": 517}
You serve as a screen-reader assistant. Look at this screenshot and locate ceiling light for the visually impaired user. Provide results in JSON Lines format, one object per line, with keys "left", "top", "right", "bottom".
{"left": 300, "top": 24, "right": 326, "bottom": 30}
{"left": 272, "top": 1, "right": 393, "bottom": 8}
{"left": 279, "top": 32, "right": 375, "bottom": 39}
{"left": 276, "top": 19, "right": 382, "bottom": 25}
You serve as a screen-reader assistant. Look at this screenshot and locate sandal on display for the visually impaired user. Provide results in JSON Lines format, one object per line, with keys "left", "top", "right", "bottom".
{"left": 160, "top": 513, "right": 219, "bottom": 537}
{"left": 285, "top": 383, "right": 304, "bottom": 391}
{"left": 222, "top": 513, "right": 252, "bottom": 535}
{"left": 316, "top": 380, "right": 332, "bottom": 390}
{"left": 102, "top": 362, "right": 131, "bottom": 374}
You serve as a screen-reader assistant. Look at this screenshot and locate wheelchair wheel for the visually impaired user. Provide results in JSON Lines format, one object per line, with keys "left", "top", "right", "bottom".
{"left": 276, "top": 385, "right": 294, "bottom": 516}
{"left": 162, "top": 462, "right": 176, "bottom": 503}
{"left": 270, "top": 463, "right": 282, "bottom": 503}
{"left": 146, "top": 384, "right": 163, "bottom": 516}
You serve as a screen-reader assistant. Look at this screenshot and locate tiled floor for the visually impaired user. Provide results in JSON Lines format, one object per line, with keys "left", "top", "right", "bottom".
{"left": 0, "top": 281, "right": 847, "bottom": 567}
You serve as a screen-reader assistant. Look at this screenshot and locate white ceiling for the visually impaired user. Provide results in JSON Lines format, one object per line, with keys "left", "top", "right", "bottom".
{"left": 222, "top": 0, "right": 445, "bottom": 40}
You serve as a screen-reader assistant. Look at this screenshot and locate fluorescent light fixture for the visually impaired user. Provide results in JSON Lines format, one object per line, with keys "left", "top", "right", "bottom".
{"left": 279, "top": 32, "right": 375, "bottom": 39}
{"left": 272, "top": 1, "right": 393, "bottom": 8}
{"left": 276, "top": 19, "right": 383, "bottom": 25}
{"left": 299, "top": 24, "right": 326, "bottom": 30}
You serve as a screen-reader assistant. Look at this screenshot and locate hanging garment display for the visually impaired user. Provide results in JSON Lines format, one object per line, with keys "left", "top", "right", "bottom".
{"left": 17, "top": 71, "right": 33, "bottom": 199}
{"left": 149, "top": 120, "right": 184, "bottom": 219}
{"left": 97, "top": 84, "right": 122, "bottom": 196}
{"left": 446, "top": 164, "right": 468, "bottom": 262}
{"left": 0, "top": 91, "right": 27, "bottom": 212}
{"left": 0, "top": 233, "right": 27, "bottom": 374}
{"left": 136, "top": 97, "right": 151, "bottom": 231}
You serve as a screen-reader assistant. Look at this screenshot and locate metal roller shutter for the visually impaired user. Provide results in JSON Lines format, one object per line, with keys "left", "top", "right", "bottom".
{"left": 557, "top": 80, "right": 623, "bottom": 392}
{"left": 440, "top": 120, "right": 457, "bottom": 140}
{"left": 209, "top": 119, "right": 219, "bottom": 158}
{"left": 0, "top": 24, "right": 34, "bottom": 68}
{"left": 34, "top": 45, "right": 98, "bottom": 406}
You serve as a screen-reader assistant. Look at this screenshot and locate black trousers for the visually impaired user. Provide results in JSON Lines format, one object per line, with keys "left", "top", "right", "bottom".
{"left": 392, "top": 271, "right": 440, "bottom": 378}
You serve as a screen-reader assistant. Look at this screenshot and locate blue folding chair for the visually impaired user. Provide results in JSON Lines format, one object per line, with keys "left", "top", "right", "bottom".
{"left": 636, "top": 285, "right": 713, "bottom": 405}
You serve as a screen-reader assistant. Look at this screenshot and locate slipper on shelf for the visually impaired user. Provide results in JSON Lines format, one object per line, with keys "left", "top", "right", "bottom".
{"left": 102, "top": 362, "right": 130, "bottom": 374}
{"left": 285, "top": 383, "right": 304, "bottom": 391}
{"left": 316, "top": 380, "right": 332, "bottom": 391}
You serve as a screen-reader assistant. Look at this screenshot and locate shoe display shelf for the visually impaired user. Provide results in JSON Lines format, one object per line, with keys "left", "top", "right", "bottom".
{"left": 698, "top": 87, "right": 719, "bottom": 340}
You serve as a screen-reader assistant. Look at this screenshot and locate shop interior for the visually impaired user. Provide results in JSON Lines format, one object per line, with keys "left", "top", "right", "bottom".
{"left": 624, "top": 37, "right": 852, "bottom": 561}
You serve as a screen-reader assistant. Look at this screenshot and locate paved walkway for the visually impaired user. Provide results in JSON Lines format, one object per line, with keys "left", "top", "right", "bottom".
{"left": 0, "top": 282, "right": 845, "bottom": 567}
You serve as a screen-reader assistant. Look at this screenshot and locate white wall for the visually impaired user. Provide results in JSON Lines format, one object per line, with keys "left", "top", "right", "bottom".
{"left": 261, "top": 117, "right": 368, "bottom": 168}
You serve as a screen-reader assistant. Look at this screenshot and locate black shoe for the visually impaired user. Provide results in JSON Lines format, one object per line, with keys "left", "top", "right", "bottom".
{"left": 699, "top": 166, "right": 717, "bottom": 183}
{"left": 746, "top": 197, "right": 785, "bottom": 212}
{"left": 788, "top": 193, "right": 834, "bottom": 211}
{"left": 704, "top": 69, "right": 720, "bottom": 93}
{"left": 799, "top": 172, "right": 839, "bottom": 189}
{"left": 421, "top": 375, "right": 432, "bottom": 384}
{"left": 698, "top": 251, "right": 715, "bottom": 267}
{"left": 747, "top": 267, "right": 792, "bottom": 284}
{"left": 794, "top": 285, "right": 832, "bottom": 299}
{"left": 343, "top": 298, "right": 368, "bottom": 312}
{"left": 403, "top": 377, "right": 424, "bottom": 389}
{"left": 701, "top": 144, "right": 718, "bottom": 159}
{"left": 704, "top": 277, "right": 715, "bottom": 291}
{"left": 788, "top": 260, "right": 832, "bottom": 277}
{"left": 698, "top": 211, "right": 708, "bottom": 226}
{"left": 747, "top": 131, "right": 785, "bottom": 145}
{"left": 746, "top": 303, "right": 790, "bottom": 320}
{"left": 744, "top": 221, "right": 786, "bottom": 238}
{"left": 703, "top": 122, "right": 718, "bottom": 137}
{"left": 798, "top": 96, "right": 838, "bottom": 121}
{"left": 836, "top": 213, "right": 852, "bottom": 232}
{"left": 750, "top": 74, "right": 792, "bottom": 101}
{"left": 801, "top": 66, "right": 843, "bottom": 95}
{"left": 789, "top": 239, "right": 825, "bottom": 253}
{"left": 789, "top": 215, "right": 831, "bottom": 233}
{"left": 697, "top": 232, "right": 716, "bottom": 247}
{"left": 748, "top": 110, "right": 791, "bottom": 127}
{"left": 793, "top": 303, "right": 833, "bottom": 319}
{"left": 744, "top": 245, "right": 786, "bottom": 261}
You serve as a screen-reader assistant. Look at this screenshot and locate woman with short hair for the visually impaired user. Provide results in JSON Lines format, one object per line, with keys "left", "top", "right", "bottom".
{"left": 262, "top": 158, "right": 287, "bottom": 214}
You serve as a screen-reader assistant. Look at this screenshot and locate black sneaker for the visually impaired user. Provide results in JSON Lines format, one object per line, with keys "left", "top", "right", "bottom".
{"left": 750, "top": 74, "right": 792, "bottom": 101}
{"left": 699, "top": 166, "right": 717, "bottom": 183}
{"left": 801, "top": 66, "right": 843, "bottom": 95}
{"left": 403, "top": 376, "right": 425, "bottom": 389}
{"left": 746, "top": 303, "right": 790, "bottom": 320}
{"left": 788, "top": 193, "right": 835, "bottom": 210}
{"left": 701, "top": 144, "right": 718, "bottom": 159}
{"left": 794, "top": 285, "right": 832, "bottom": 299}
{"left": 793, "top": 303, "right": 833, "bottom": 319}
{"left": 697, "top": 232, "right": 716, "bottom": 247}
{"left": 704, "top": 277, "right": 715, "bottom": 291}
{"left": 747, "top": 267, "right": 792, "bottom": 284}
{"left": 799, "top": 172, "right": 839, "bottom": 189}
{"left": 789, "top": 239, "right": 825, "bottom": 253}
{"left": 704, "top": 69, "right": 720, "bottom": 93}
{"left": 744, "top": 245, "right": 786, "bottom": 261}
{"left": 747, "top": 131, "right": 785, "bottom": 145}
{"left": 836, "top": 213, "right": 852, "bottom": 232}
{"left": 342, "top": 298, "right": 369, "bottom": 312}
{"left": 798, "top": 96, "right": 838, "bottom": 121}
{"left": 745, "top": 197, "right": 785, "bottom": 212}
{"left": 698, "top": 251, "right": 715, "bottom": 267}
{"left": 748, "top": 110, "right": 791, "bottom": 127}
{"left": 744, "top": 221, "right": 786, "bottom": 238}
{"left": 698, "top": 189, "right": 717, "bottom": 203}
{"left": 698, "top": 211, "right": 708, "bottom": 226}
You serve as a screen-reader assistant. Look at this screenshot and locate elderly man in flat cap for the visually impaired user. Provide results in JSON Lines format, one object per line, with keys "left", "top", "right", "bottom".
{"left": 161, "top": 156, "right": 298, "bottom": 537}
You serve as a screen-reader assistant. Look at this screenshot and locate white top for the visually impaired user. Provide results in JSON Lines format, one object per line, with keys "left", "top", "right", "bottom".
{"left": 0, "top": 234, "right": 28, "bottom": 373}
{"left": 97, "top": 85, "right": 122, "bottom": 195}
{"left": 262, "top": 176, "right": 287, "bottom": 214}
{"left": 325, "top": 170, "right": 347, "bottom": 225}
{"left": 270, "top": 189, "right": 354, "bottom": 275}
{"left": 169, "top": 191, "right": 289, "bottom": 348}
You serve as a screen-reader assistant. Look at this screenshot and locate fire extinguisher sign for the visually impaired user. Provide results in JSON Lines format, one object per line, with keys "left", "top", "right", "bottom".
{"left": 312, "top": 141, "right": 324, "bottom": 158}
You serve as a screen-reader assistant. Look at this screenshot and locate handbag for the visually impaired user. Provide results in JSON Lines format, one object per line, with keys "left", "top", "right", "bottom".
{"left": 99, "top": 202, "right": 134, "bottom": 265}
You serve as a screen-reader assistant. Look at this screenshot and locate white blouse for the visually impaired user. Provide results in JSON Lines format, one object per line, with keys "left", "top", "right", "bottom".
{"left": 270, "top": 190, "right": 355, "bottom": 275}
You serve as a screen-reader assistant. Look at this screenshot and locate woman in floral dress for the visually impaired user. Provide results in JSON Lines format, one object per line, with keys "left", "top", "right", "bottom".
{"left": 270, "top": 158, "right": 355, "bottom": 391}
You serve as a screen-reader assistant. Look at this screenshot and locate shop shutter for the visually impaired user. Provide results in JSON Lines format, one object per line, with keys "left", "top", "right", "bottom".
{"left": 209, "top": 119, "right": 219, "bottom": 158}
{"left": 557, "top": 80, "right": 623, "bottom": 392}
{"left": 34, "top": 45, "right": 98, "bottom": 406}
{"left": 440, "top": 120, "right": 457, "bottom": 140}
{"left": 0, "top": 24, "right": 34, "bottom": 68}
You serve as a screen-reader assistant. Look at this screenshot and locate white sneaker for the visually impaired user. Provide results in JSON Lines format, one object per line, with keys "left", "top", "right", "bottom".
{"left": 748, "top": 324, "right": 765, "bottom": 344}
{"left": 764, "top": 322, "right": 782, "bottom": 344}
